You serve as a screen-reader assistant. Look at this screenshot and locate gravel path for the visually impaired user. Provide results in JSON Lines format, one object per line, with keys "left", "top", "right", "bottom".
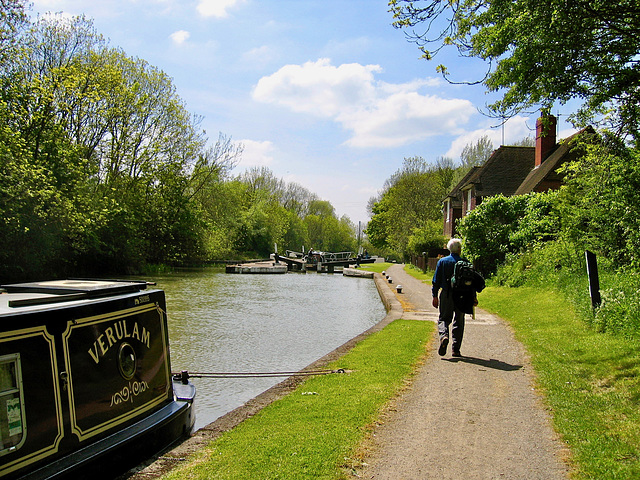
{"left": 358, "top": 264, "right": 570, "bottom": 479}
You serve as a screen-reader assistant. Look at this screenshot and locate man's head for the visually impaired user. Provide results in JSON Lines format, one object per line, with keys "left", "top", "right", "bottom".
{"left": 447, "top": 238, "right": 462, "bottom": 254}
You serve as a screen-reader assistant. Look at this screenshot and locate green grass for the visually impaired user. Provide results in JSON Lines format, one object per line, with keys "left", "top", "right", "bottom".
{"left": 403, "top": 264, "right": 433, "bottom": 283}
{"left": 165, "top": 320, "right": 434, "bottom": 480}
{"left": 359, "top": 262, "right": 434, "bottom": 283}
{"left": 480, "top": 286, "right": 640, "bottom": 479}
{"left": 359, "top": 262, "right": 393, "bottom": 273}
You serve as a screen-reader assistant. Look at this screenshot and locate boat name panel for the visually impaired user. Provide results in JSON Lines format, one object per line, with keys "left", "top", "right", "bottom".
{"left": 63, "top": 301, "right": 171, "bottom": 442}
{"left": 88, "top": 319, "right": 151, "bottom": 364}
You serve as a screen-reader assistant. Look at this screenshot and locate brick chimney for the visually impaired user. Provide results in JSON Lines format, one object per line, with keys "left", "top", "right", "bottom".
{"left": 535, "top": 114, "right": 557, "bottom": 167}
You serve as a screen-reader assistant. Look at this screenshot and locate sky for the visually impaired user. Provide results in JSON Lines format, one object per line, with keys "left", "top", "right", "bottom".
{"left": 30, "top": 0, "right": 578, "bottom": 224}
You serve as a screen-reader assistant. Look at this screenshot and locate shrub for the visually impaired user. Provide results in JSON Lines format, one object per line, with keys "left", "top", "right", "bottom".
{"left": 594, "top": 272, "right": 640, "bottom": 338}
{"left": 492, "top": 240, "right": 583, "bottom": 288}
{"left": 406, "top": 220, "right": 446, "bottom": 256}
{"left": 458, "top": 194, "right": 528, "bottom": 275}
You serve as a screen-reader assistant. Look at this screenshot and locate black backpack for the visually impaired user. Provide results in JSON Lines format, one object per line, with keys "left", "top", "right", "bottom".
{"left": 451, "top": 260, "right": 478, "bottom": 292}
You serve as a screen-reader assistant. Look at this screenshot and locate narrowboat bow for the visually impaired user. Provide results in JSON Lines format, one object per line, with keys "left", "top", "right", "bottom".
{"left": 0, "top": 279, "right": 195, "bottom": 479}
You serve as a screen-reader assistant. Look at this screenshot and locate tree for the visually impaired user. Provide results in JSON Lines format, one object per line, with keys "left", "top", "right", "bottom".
{"left": 0, "top": 13, "right": 108, "bottom": 278}
{"left": 512, "top": 136, "right": 535, "bottom": 147}
{"left": 557, "top": 133, "right": 640, "bottom": 268}
{"left": 366, "top": 156, "right": 459, "bottom": 257}
{"left": 457, "top": 194, "right": 530, "bottom": 274}
{"left": 460, "top": 135, "right": 493, "bottom": 169}
{"left": 0, "top": 13, "right": 235, "bottom": 274}
{"left": 389, "top": 0, "right": 640, "bottom": 140}
{"left": 407, "top": 220, "right": 446, "bottom": 255}
{"left": 280, "top": 182, "right": 318, "bottom": 217}
{"left": 0, "top": 0, "right": 27, "bottom": 66}
{"left": 304, "top": 201, "right": 356, "bottom": 253}
{"left": 365, "top": 194, "right": 392, "bottom": 251}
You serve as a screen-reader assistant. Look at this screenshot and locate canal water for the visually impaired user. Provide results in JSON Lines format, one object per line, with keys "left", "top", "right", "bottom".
{"left": 150, "top": 269, "right": 386, "bottom": 430}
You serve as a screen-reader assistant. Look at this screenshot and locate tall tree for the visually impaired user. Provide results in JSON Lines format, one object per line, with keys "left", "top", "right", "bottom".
{"left": 0, "top": 0, "right": 27, "bottom": 66}
{"left": 460, "top": 135, "right": 493, "bottom": 168}
{"left": 389, "top": 0, "right": 640, "bottom": 140}
{"left": 366, "top": 156, "right": 458, "bottom": 257}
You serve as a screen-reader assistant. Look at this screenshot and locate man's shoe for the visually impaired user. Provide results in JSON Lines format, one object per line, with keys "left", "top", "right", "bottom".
{"left": 451, "top": 350, "right": 462, "bottom": 357}
{"left": 438, "top": 337, "right": 449, "bottom": 356}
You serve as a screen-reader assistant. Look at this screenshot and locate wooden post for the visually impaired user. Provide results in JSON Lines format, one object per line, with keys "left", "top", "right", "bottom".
{"left": 585, "top": 250, "right": 601, "bottom": 309}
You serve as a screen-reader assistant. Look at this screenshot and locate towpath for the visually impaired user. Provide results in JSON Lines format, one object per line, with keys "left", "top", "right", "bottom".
{"left": 358, "top": 264, "right": 570, "bottom": 479}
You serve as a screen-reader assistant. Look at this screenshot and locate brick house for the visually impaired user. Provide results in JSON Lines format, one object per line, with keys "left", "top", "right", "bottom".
{"left": 443, "top": 115, "right": 590, "bottom": 237}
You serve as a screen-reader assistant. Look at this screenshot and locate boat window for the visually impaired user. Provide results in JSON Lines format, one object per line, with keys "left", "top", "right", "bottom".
{"left": 0, "top": 354, "right": 25, "bottom": 456}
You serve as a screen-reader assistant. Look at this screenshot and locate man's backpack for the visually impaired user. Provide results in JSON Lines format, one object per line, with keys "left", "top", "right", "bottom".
{"left": 451, "top": 260, "right": 478, "bottom": 292}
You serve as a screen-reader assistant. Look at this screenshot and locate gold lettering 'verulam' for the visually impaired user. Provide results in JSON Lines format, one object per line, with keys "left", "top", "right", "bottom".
{"left": 88, "top": 320, "right": 152, "bottom": 364}
{"left": 105, "top": 327, "right": 117, "bottom": 347}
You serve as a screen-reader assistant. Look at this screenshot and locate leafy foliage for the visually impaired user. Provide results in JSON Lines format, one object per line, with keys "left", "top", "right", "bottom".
{"left": 557, "top": 133, "right": 640, "bottom": 268}
{"left": 406, "top": 220, "right": 446, "bottom": 256}
{"left": 457, "top": 194, "right": 529, "bottom": 274}
{"left": 460, "top": 135, "right": 493, "bottom": 169}
{"left": 366, "top": 156, "right": 458, "bottom": 258}
{"left": 459, "top": 132, "right": 640, "bottom": 339}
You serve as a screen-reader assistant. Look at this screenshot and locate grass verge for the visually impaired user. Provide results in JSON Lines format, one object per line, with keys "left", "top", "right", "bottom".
{"left": 164, "top": 319, "right": 434, "bottom": 480}
{"left": 402, "top": 264, "right": 434, "bottom": 283}
{"left": 360, "top": 262, "right": 433, "bottom": 283}
{"left": 480, "top": 285, "right": 640, "bottom": 479}
{"left": 359, "top": 262, "right": 393, "bottom": 273}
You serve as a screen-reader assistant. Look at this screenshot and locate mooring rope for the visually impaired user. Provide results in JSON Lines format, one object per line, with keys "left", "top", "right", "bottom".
{"left": 173, "top": 369, "right": 345, "bottom": 381}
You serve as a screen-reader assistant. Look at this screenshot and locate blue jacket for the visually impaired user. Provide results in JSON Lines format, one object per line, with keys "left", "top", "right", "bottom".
{"left": 432, "top": 253, "right": 462, "bottom": 298}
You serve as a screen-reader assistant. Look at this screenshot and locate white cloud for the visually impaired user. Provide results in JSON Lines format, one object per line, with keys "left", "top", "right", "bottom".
{"left": 253, "top": 59, "right": 382, "bottom": 118}
{"left": 340, "top": 92, "right": 473, "bottom": 148}
{"left": 252, "top": 58, "right": 475, "bottom": 148}
{"left": 235, "top": 139, "right": 275, "bottom": 169}
{"left": 197, "top": 0, "right": 245, "bottom": 18}
{"left": 170, "top": 30, "right": 190, "bottom": 45}
{"left": 558, "top": 126, "right": 579, "bottom": 140}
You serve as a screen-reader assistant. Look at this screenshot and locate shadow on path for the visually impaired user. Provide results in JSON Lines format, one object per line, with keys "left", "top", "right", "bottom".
{"left": 442, "top": 355, "right": 523, "bottom": 372}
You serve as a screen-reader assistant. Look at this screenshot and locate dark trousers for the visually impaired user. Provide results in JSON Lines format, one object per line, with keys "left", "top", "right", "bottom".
{"left": 438, "top": 289, "right": 466, "bottom": 352}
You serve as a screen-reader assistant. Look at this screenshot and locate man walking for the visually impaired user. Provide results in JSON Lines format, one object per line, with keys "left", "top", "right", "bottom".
{"left": 431, "top": 238, "right": 476, "bottom": 357}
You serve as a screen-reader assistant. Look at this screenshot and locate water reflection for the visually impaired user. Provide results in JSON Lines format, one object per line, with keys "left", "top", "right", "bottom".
{"left": 151, "top": 269, "right": 385, "bottom": 429}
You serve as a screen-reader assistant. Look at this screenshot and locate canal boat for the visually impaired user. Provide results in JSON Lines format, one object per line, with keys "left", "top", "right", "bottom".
{"left": 0, "top": 279, "right": 195, "bottom": 480}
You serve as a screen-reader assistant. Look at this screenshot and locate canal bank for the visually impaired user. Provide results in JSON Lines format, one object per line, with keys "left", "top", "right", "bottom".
{"left": 147, "top": 269, "right": 385, "bottom": 430}
{"left": 120, "top": 270, "right": 402, "bottom": 479}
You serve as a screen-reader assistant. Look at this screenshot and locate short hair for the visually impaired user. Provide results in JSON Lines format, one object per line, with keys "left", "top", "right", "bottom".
{"left": 447, "top": 238, "right": 462, "bottom": 254}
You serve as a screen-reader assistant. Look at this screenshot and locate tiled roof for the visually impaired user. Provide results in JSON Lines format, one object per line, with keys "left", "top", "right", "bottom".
{"left": 463, "top": 146, "right": 535, "bottom": 198}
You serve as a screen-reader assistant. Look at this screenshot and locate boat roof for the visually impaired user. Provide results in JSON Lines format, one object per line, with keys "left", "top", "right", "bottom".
{"left": 0, "top": 279, "right": 150, "bottom": 315}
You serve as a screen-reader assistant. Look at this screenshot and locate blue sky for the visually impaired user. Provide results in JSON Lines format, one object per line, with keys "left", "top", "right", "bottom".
{"left": 30, "top": 0, "right": 577, "bottom": 224}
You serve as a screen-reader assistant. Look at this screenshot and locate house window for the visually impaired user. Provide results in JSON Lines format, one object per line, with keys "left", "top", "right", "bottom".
{"left": 0, "top": 354, "right": 25, "bottom": 456}
{"left": 445, "top": 199, "right": 450, "bottom": 222}
{"left": 467, "top": 188, "right": 473, "bottom": 213}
